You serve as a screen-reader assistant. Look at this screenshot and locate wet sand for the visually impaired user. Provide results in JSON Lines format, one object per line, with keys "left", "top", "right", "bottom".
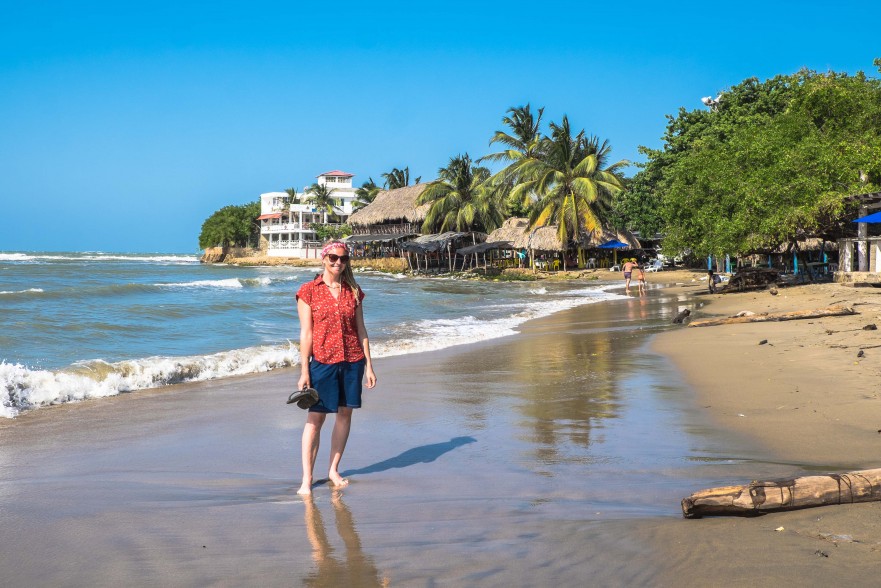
{"left": 2, "top": 277, "right": 880, "bottom": 585}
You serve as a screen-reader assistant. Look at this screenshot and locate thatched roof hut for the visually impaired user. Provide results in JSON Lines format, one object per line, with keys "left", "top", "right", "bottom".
{"left": 347, "top": 183, "right": 430, "bottom": 227}
{"left": 486, "top": 218, "right": 532, "bottom": 248}
{"left": 486, "top": 217, "right": 640, "bottom": 252}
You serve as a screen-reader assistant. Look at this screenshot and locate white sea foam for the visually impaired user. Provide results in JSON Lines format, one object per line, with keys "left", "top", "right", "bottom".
{"left": 0, "top": 288, "right": 44, "bottom": 295}
{"left": 158, "top": 278, "right": 245, "bottom": 289}
{"left": 372, "top": 286, "right": 625, "bottom": 358}
{"left": 1, "top": 344, "right": 299, "bottom": 418}
{"left": 0, "top": 252, "right": 199, "bottom": 263}
{"left": 157, "top": 277, "right": 276, "bottom": 289}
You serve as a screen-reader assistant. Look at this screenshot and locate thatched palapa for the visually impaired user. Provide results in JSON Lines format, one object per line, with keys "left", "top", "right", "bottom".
{"left": 486, "top": 217, "right": 640, "bottom": 252}
{"left": 347, "top": 184, "right": 430, "bottom": 229}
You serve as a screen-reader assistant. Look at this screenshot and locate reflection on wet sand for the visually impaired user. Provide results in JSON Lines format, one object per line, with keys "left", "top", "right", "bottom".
{"left": 440, "top": 295, "right": 683, "bottom": 469}
{"left": 303, "top": 492, "right": 388, "bottom": 587}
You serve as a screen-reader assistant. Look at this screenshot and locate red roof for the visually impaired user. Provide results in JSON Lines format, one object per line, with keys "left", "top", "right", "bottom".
{"left": 318, "top": 170, "right": 354, "bottom": 178}
{"left": 257, "top": 213, "right": 283, "bottom": 220}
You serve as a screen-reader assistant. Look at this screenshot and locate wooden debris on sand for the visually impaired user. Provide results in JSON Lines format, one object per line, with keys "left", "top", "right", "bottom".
{"left": 723, "top": 267, "right": 779, "bottom": 292}
{"left": 688, "top": 306, "right": 855, "bottom": 328}
{"left": 682, "top": 468, "right": 881, "bottom": 518}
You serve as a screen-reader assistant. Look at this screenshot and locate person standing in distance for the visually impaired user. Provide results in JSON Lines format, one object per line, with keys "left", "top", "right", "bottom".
{"left": 296, "top": 241, "right": 377, "bottom": 495}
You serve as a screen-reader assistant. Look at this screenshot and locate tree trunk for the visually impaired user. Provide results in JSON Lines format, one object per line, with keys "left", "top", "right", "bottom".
{"left": 682, "top": 467, "right": 881, "bottom": 518}
{"left": 688, "top": 306, "right": 854, "bottom": 327}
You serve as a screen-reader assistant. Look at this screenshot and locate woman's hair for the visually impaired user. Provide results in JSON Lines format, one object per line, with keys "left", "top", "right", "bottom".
{"left": 322, "top": 240, "right": 361, "bottom": 303}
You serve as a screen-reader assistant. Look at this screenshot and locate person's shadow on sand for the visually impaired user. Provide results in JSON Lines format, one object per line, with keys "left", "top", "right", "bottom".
{"left": 342, "top": 436, "right": 476, "bottom": 477}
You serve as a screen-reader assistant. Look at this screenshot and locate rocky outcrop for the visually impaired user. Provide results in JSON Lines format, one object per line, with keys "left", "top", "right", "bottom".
{"left": 200, "top": 247, "right": 226, "bottom": 264}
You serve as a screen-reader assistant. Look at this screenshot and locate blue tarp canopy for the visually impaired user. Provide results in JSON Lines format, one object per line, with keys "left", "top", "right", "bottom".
{"left": 597, "top": 239, "right": 630, "bottom": 249}
{"left": 852, "top": 210, "right": 881, "bottom": 223}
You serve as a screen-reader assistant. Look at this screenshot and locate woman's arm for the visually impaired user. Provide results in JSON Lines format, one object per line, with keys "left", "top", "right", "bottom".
{"left": 355, "top": 304, "right": 377, "bottom": 389}
{"left": 297, "top": 298, "right": 313, "bottom": 390}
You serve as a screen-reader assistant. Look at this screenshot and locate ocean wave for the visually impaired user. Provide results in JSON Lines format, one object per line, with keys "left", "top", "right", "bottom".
{"left": 0, "top": 288, "right": 44, "bottom": 296}
{"left": 0, "top": 252, "right": 199, "bottom": 264}
{"left": 157, "top": 277, "right": 272, "bottom": 289}
{"left": 1, "top": 344, "right": 299, "bottom": 418}
{"left": 373, "top": 286, "right": 626, "bottom": 357}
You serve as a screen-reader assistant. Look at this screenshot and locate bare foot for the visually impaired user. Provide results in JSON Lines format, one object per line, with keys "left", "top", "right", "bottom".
{"left": 328, "top": 473, "right": 349, "bottom": 488}
{"left": 297, "top": 480, "right": 313, "bottom": 495}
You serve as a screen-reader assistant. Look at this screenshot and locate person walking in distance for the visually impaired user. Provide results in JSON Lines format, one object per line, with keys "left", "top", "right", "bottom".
{"left": 296, "top": 241, "right": 377, "bottom": 495}
{"left": 622, "top": 258, "right": 638, "bottom": 295}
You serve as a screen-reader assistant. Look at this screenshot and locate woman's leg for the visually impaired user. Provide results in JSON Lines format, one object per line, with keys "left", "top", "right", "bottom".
{"left": 328, "top": 407, "right": 353, "bottom": 487}
{"left": 298, "top": 412, "right": 327, "bottom": 495}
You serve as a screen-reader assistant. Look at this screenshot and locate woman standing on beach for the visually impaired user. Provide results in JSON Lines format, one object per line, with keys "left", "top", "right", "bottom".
{"left": 296, "top": 241, "right": 377, "bottom": 495}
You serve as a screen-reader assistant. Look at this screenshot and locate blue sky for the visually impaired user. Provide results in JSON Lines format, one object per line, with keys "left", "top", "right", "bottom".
{"left": 1, "top": 1, "right": 879, "bottom": 253}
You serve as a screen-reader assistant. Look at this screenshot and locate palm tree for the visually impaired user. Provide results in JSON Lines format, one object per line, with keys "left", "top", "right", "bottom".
{"left": 478, "top": 104, "right": 546, "bottom": 215}
{"left": 417, "top": 154, "right": 504, "bottom": 234}
{"left": 283, "top": 187, "right": 298, "bottom": 211}
{"left": 480, "top": 104, "right": 545, "bottom": 167}
{"left": 304, "top": 183, "right": 339, "bottom": 222}
{"left": 512, "top": 116, "right": 628, "bottom": 269}
{"left": 353, "top": 177, "right": 381, "bottom": 211}
{"left": 381, "top": 166, "right": 421, "bottom": 190}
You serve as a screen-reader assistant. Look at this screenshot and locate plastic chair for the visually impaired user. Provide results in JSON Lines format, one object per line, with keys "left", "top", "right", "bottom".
{"left": 552, "top": 259, "right": 560, "bottom": 271}
{"left": 587, "top": 257, "right": 597, "bottom": 268}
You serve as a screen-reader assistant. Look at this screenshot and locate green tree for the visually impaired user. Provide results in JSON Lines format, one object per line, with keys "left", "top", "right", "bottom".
{"left": 417, "top": 154, "right": 504, "bottom": 234}
{"left": 611, "top": 151, "right": 664, "bottom": 239}
{"left": 353, "top": 177, "right": 381, "bottom": 211}
{"left": 198, "top": 201, "right": 261, "bottom": 249}
{"left": 655, "top": 66, "right": 881, "bottom": 260}
{"left": 381, "top": 166, "right": 421, "bottom": 189}
{"left": 311, "top": 223, "right": 353, "bottom": 242}
{"left": 511, "top": 117, "right": 627, "bottom": 267}
{"left": 304, "top": 182, "right": 339, "bottom": 221}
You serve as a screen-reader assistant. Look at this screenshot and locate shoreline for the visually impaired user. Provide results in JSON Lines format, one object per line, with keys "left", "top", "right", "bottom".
{"left": 0, "top": 276, "right": 726, "bottom": 586}
{"left": 5, "top": 274, "right": 879, "bottom": 583}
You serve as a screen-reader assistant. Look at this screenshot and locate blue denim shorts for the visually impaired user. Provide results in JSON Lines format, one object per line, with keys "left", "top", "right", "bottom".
{"left": 309, "top": 358, "right": 365, "bottom": 413}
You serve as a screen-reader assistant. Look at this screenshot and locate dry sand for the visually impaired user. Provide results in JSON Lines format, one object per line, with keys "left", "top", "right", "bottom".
{"left": 649, "top": 279, "right": 881, "bottom": 585}
{"left": 3, "top": 273, "right": 881, "bottom": 586}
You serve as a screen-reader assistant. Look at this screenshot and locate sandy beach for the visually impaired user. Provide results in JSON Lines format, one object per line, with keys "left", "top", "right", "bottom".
{"left": 3, "top": 272, "right": 881, "bottom": 586}
{"left": 649, "top": 278, "right": 881, "bottom": 585}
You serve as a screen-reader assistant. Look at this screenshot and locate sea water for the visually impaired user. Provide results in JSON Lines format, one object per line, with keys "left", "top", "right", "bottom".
{"left": 0, "top": 252, "right": 626, "bottom": 418}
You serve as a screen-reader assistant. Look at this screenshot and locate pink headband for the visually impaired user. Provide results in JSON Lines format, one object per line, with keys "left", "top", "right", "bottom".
{"left": 321, "top": 241, "right": 349, "bottom": 258}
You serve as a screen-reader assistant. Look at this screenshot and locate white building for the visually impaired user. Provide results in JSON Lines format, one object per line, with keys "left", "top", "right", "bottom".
{"left": 258, "top": 170, "right": 357, "bottom": 258}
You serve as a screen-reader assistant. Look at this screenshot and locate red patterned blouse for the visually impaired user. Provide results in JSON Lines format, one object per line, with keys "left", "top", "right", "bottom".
{"left": 296, "top": 275, "right": 366, "bottom": 364}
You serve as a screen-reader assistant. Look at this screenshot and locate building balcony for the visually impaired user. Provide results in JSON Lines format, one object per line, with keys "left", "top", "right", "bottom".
{"left": 268, "top": 239, "right": 323, "bottom": 249}
{"left": 262, "top": 223, "right": 314, "bottom": 234}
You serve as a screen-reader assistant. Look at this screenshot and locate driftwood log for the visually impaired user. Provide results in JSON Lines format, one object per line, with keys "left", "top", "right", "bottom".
{"left": 682, "top": 468, "right": 881, "bottom": 518}
{"left": 688, "top": 306, "right": 855, "bottom": 328}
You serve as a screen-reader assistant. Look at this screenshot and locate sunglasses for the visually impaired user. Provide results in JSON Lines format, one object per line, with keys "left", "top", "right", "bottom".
{"left": 325, "top": 254, "right": 349, "bottom": 263}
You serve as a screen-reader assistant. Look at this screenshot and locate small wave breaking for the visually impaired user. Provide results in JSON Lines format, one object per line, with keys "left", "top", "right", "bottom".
{"left": 0, "top": 288, "right": 44, "bottom": 296}
{"left": 157, "top": 277, "right": 273, "bottom": 289}
{"left": 0, "top": 252, "right": 199, "bottom": 264}
{"left": 1, "top": 344, "right": 299, "bottom": 418}
{"left": 373, "top": 286, "right": 625, "bottom": 358}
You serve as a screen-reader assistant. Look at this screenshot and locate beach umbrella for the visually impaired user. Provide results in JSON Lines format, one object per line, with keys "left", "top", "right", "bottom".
{"left": 597, "top": 239, "right": 629, "bottom": 248}
{"left": 852, "top": 210, "right": 881, "bottom": 223}
{"left": 598, "top": 239, "right": 630, "bottom": 264}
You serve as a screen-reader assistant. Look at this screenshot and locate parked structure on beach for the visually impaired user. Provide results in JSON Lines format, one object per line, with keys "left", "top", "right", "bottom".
{"left": 838, "top": 190, "right": 881, "bottom": 283}
{"left": 258, "top": 171, "right": 357, "bottom": 258}
{"left": 484, "top": 217, "right": 640, "bottom": 271}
